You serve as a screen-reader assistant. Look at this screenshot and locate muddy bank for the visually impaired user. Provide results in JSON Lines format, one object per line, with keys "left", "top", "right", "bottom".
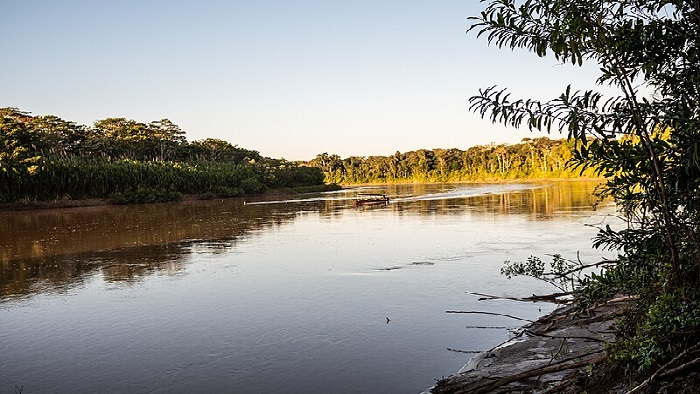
{"left": 0, "top": 185, "right": 341, "bottom": 212}
{"left": 0, "top": 198, "right": 110, "bottom": 211}
{"left": 431, "top": 298, "right": 634, "bottom": 394}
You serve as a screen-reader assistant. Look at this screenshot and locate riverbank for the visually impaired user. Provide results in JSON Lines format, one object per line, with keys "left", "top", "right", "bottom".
{"left": 0, "top": 179, "right": 596, "bottom": 211}
{"left": 430, "top": 297, "right": 635, "bottom": 394}
{"left": 0, "top": 184, "right": 341, "bottom": 212}
{"left": 340, "top": 177, "right": 605, "bottom": 187}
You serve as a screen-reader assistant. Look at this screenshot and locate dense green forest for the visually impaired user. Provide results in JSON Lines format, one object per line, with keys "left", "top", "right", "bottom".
{"left": 307, "top": 137, "right": 598, "bottom": 184}
{"left": 1, "top": 106, "right": 599, "bottom": 205}
{"left": 0, "top": 107, "right": 324, "bottom": 203}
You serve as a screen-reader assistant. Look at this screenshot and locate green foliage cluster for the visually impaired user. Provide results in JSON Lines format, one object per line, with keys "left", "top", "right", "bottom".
{"left": 501, "top": 254, "right": 596, "bottom": 293}
{"left": 109, "top": 187, "right": 183, "bottom": 205}
{"left": 470, "top": 0, "right": 700, "bottom": 388}
{"left": 614, "top": 289, "right": 700, "bottom": 374}
{"left": 308, "top": 137, "right": 597, "bottom": 184}
{"left": 0, "top": 108, "right": 325, "bottom": 203}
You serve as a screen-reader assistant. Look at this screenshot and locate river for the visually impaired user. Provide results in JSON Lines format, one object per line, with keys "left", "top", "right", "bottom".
{"left": 0, "top": 181, "right": 614, "bottom": 393}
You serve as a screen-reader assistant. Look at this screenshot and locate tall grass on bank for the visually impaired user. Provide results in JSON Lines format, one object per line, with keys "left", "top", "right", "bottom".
{"left": 0, "top": 158, "right": 324, "bottom": 203}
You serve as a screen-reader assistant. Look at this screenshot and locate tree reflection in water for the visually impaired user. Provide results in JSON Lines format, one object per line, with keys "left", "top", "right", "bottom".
{"left": 0, "top": 181, "right": 604, "bottom": 301}
{"left": 0, "top": 198, "right": 303, "bottom": 301}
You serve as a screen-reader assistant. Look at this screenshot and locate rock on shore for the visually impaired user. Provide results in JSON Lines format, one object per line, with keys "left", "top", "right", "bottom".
{"left": 431, "top": 298, "right": 633, "bottom": 394}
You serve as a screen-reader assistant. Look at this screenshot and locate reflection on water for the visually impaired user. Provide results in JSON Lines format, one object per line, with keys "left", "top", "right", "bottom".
{"left": 1, "top": 245, "right": 187, "bottom": 302}
{"left": 387, "top": 181, "right": 602, "bottom": 217}
{"left": 0, "top": 200, "right": 296, "bottom": 301}
{"left": 0, "top": 199, "right": 295, "bottom": 261}
{"left": 0, "top": 180, "right": 611, "bottom": 394}
{"left": 1, "top": 181, "right": 602, "bottom": 301}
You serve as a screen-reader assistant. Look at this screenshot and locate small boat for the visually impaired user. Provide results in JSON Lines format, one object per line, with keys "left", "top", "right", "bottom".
{"left": 354, "top": 193, "right": 390, "bottom": 206}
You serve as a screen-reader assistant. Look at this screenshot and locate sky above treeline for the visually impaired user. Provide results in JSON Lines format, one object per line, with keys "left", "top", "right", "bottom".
{"left": 1, "top": 1, "right": 607, "bottom": 161}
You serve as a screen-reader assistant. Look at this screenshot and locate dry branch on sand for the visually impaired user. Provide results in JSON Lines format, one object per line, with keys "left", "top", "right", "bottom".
{"left": 433, "top": 298, "right": 634, "bottom": 394}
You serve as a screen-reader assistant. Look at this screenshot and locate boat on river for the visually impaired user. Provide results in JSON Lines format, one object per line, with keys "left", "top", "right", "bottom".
{"left": 354, "top": 193, "right": 390, "bottom": 206}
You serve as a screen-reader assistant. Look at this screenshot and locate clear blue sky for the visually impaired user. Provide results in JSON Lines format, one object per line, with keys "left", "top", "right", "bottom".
{"left": 1, "top": 1, "right": 603, "bottom": 160}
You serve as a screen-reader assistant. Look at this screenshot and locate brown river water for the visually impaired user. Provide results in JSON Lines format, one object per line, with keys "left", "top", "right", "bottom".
{"left": 0, "top": 181, "right": 615, "bottom": 393}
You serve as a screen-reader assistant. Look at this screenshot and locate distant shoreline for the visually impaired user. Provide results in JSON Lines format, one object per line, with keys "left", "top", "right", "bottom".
{"left": 0, "top": 184, "right": 342, "bottom": 212}
{"left": 0, "top": 179, "right": 603, "bottom": 212}
{"left": 341, "top": 176, "right": 605, "bottom": 187}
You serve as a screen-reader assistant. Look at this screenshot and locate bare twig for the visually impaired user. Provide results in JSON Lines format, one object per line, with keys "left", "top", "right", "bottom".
{"left": 575, "top": 307, "right": 629, "bottom": 326}
{"left": 447, "top": 348, "right": 483, "bottom": 354}
{"left": 467, "top": 291, "right": 572, "bottom": 304}
{"left": 541, "top": 260, "right": 615, "bottom": 279}
{"left": 659, "top": 357, "right": 700, "bottom": 379}
{"left": 522, "top": 328, "right": 606, "bottom": 343}
{"left": 445, "top": 310, "right": 534, "bottom": 323}
{"left": 537, "top": 338, "right": 568, "bottom": 384}
{"left": 464, "top": 325, "right": 512, "bottom": 329}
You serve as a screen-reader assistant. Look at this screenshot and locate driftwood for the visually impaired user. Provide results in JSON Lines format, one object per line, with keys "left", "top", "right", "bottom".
{"left": 467, "top": 291, "right": 572, "bottom": 304}
{"left": 454, "top": 350, "right": 607, "bottom": 394}
{"left": 447, "top": 348, "right": 482, "bottom": 354}
{"left": 464, "top": 325, "right": 512, "bottom": 329}
{"left": 659, "top": 357, "right": 700, "bottom": 378}
{"left": 445, "top": 310, "right": 534, "bottom": 323}
{"left": 434, "top": 299, "right": 629, "bottom": 394}
{"left": 522, "top": 328, "right": 606, "bottom": 343}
